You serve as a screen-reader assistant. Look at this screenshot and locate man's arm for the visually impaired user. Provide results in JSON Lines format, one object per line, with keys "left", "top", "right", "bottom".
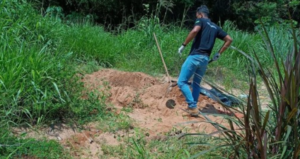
{"left": 218, "top": 35, "right": 233, "bottom": 54}
{"left": 183, "top": 26, "right": 201, "bottom": 45}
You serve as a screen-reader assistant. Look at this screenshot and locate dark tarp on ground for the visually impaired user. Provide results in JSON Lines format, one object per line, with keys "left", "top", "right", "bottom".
{"left": 199, "top": 85, "right": 242, "bottom": 107}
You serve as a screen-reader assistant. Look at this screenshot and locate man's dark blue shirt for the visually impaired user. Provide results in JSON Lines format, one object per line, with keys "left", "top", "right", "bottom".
{"left": 189, "top": 18, "right": 227, "bottom": 56}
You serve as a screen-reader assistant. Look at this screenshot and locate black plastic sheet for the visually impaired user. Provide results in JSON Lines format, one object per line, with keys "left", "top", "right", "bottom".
{"left": 199, "top": 86, "right": 242, "bottom": 107}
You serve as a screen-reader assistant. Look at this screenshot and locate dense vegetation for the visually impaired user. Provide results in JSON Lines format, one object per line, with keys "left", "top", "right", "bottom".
{"left": 0, "top": 0, "right": 299, "bottom": 158}
{"left": 30, "top": 0, "right": 300, "bottom": 30}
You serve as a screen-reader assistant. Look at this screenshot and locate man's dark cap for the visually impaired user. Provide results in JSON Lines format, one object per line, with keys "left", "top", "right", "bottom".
{"left": 197, "top": 5, "right": 209, "bottom": 14}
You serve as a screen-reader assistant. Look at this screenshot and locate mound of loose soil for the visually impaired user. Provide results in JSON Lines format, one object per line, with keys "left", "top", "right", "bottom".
{"left": 13, "top": 69, "right": 243, "bottom": 159}
{"left": 83, "top": 69, "right": 241, "bottom": 136}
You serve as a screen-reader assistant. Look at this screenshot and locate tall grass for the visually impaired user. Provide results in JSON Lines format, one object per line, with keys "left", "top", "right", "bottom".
{"left": 59, "top": 19, "right": 284, "bottom": 80}
{"left": 57, "top": 24, "right": 116, "bottom": 67}
{"left": 1, "top": 1, "right": 107, "bottom": 157}
{"left": 56, "top": 19, "right": 189, "bottom": 75}
{"left": 0, "top": 0, "right": 108, "bottom": 125}
{"left": 1, "top": 0, "right": 297, "bottom": 158}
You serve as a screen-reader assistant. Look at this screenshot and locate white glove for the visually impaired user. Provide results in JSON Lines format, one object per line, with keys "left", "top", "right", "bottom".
{"left": 178, "top": 45, "right": 185, "bottom": 56}
{"left": 213, "top": 52, "right": 220, "bottom": 61}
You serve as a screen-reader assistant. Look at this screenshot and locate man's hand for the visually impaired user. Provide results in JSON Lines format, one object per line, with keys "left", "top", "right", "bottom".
{"left": 178, "top": 45, "right": 185, "bottom": 56}
{"left": 213, "top": 52, "right": 220, "bottom": 61}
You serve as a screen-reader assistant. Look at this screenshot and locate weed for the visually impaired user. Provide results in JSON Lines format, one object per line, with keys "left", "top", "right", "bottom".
{"left": 157, "top": 118, "right": 163, "bottom": 122}
{"left": 98, "top": 128, "right": 219, "bottom": 159}
{"left": 128, "top": 92, "right": 148, "bottom": 109}
{"left": 122, "top": 107, "right": 133, "bottom": 113}
{"left": 96, "top": 111, "right": 133, "bottom": 133}
{"left": 0, "top": 130, "right": 69, "bottom": 158}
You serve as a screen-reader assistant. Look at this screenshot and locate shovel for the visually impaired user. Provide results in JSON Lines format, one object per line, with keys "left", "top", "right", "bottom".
{"left": 153, "top": 33, "right": 172, "bottom": 93}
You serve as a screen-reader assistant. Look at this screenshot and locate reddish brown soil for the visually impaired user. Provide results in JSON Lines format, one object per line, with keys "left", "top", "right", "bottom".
{"left": 13, "top": 69, "right": 243, "bottom": 159}
{"left": 83, "top": 69, "right": 242, "bottom": 136}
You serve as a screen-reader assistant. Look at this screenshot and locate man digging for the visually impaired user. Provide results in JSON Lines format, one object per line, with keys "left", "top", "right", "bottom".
{"left": 177, "top": 5, "right": 233, "bottom": 116}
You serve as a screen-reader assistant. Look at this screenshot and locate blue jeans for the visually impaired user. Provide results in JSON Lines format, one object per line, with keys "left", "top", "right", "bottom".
{"left": 177, "top": 55, "right": 209, "bottom": 109}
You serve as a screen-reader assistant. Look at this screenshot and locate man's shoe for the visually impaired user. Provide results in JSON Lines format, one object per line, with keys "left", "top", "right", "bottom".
{"left": 185, "top": 107, "right": 199, "bottom": 117}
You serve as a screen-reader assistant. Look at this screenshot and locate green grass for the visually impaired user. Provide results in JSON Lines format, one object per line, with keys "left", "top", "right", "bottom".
{"left": 61, "top": 20, "right": 292, "bottom": 88}
{"left": 0, "top": 130, "right": 69, "bottom": 159}
{"left": 96, "top": 108, "right": 134, "bottom": 133}
{"left": 0, "top": 0, "right": 297, "bottom": 158}
{"left": 99, "top": 129, "right": 223, "bottom": 159}
{"left": 0, "top": 0, "right": 109, "bottom": 126}
{"left": 0, "top": 1, "right": 107, "bottom": 158}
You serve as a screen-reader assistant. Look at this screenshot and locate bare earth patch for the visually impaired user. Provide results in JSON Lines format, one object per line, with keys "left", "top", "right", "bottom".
{"left": 83, "top": 69, "right": 240, "bottom": 136}
{"left": 13, "top": 69, "right": 243, "bottom": 158}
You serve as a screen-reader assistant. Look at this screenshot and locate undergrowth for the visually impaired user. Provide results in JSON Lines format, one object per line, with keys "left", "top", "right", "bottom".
{"left": 99, "top": 129, "right": 222, "bottom": 159}
{"left": 1, "top": 0, "right": 297, "bottom": 158}
{"left": 0, "top": 129, "right": 68, "bottom": 159}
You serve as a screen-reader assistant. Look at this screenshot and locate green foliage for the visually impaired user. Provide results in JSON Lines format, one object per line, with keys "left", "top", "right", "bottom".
{"left": 0, "top": 0, "right": 107, "bottom": 127}
{"left": 100, "top": 130, "right": 219, "bottom": 159}
{"left": 254, "top": 17, "right": 300, "bottom": 158}
{"left": 96, "top": 108, "right": 134, "bottom": 133}
{"left": 1, "top": 0, "right": 299, "bottom": 158}
{"left": 55, "top": 16, "right": 294, "bottom": 87}
{"left": 0, "top": 130, "right": 67, "bottom": 158}
{"left": 29, "top": 0, "right": 300, "bottom": 31}
{"left": 57, "top": 25, "right": 116, "bottom": 67}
